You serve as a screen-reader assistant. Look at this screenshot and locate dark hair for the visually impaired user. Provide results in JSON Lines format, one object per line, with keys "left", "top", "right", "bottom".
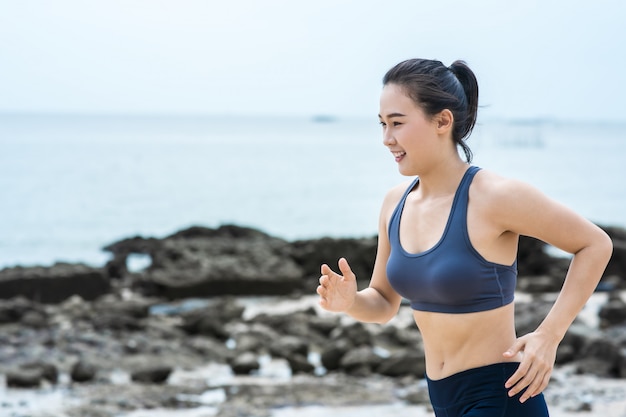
{"left": 382, "top": 59, "right": 479, "bottom": 163}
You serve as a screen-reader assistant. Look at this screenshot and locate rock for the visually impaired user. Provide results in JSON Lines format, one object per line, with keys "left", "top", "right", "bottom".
{"left": 573, "top": 337, "right": 622, "bottom": 378}
{"left": 600, "top": 226, "right": 626, "bottom": 287}
{"left": 230, "top": 352, "right": 260, "bottom": 375}
{"left": 71, "top": 360, "right": 98, "bottom": 383}
{"left": 517, "top": 274, "right": 565, "bottom": 293}
{"left": 0, "top": 297, "right": 41, "bottom": 324}
{"left": 377, "top": 349, "right": 426, "bottom": 378}
{"left": 105, "top": 225, "right": 304, "bottom": 299}
{"left": 0, "top": 263, "right": 110, "bottom": 304}
{"left": 598, "top": 291, "right": 626, "bottom": 327}
{"left": 320, "top": 338, "right": 352, "bottom": 371}
{"left": 329, "top": 322, "right": 372, "bottom": 346}
{"left": 402, "top": 380, "right": 431, "bottom": 405}
{"left": 180, "top": 298, "right": 245, "bottom": 339}
{"left": 6, "top": 367, "right": 43, "bottom": 388}
{"left": 268, "top": 335, "right": 309, "bottom": 359}
{"left": 22, "top": 361, "right": 59, "bottom": 383}
{"left": 289, "top": 236, "right": 378, "bottom": 292}
{"left": 131, "top": 365, "right": 173, "bottom": 384}
{"left": 285, "top": 354, "right": 315, "bottom": 374}
{"left": 339, "top": 346, "right": 383, "bottom": 376}
{"left": 20, "top": 309, "right": 48, "bottom": 328}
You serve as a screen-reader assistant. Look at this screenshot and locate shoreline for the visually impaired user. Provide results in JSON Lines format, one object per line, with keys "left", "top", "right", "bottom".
{"left": 0, "top": 224, "right": 624, "bottom": 416}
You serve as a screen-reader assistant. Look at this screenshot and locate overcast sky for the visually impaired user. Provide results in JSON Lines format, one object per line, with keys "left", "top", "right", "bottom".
{"left": 1, "top": 0, "right": 624, "bottom": 121}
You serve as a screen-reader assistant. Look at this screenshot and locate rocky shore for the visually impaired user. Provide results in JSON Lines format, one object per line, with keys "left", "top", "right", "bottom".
{"left": 0, "top": 224, "right": 625, "bottom": 417}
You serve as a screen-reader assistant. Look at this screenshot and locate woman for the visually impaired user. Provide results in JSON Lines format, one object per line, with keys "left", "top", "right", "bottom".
{"left": 316, "top": 59, "right": 613, "bottom": 416}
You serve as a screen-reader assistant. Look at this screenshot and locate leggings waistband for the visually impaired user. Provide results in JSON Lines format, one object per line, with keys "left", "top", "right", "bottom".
{"left": 426, "top": 362, "right": 520, "bottom": 407}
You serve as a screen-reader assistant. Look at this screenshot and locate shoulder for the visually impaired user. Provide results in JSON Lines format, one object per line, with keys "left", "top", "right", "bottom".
{"left": 378, "top": 179, "right": 415, "bottom": 224}
{"left": 471, "top": 168, "right": 537, "bottom": 217}
{"left": 470, "top": 167, "right": 562, "bottom": 232}
{"left": 471, "top": 168, "right": 527, "bottom": 199}
{"left": 383, "top": 179, "right": 415, "bottom": 208}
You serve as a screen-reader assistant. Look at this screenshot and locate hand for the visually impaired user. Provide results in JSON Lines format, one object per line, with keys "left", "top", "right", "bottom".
{"left": 503, "top": 330, "right": 559, "bottom": 403}
{"left": 316, "top": 258, "right": 357, "bottom": 313}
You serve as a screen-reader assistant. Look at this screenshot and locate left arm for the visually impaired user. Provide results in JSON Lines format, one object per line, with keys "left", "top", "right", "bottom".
{"left": 491, "top": 178, "right": 613, "bottom": 402}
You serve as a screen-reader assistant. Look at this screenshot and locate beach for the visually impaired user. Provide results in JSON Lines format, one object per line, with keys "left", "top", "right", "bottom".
{"left": 0, "top": 224, "right": 625, "bottom": 417}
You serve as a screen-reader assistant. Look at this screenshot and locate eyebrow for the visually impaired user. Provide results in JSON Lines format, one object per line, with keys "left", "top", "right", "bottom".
{"left": 378, "top": 112, "right": 406, "bottom": 119}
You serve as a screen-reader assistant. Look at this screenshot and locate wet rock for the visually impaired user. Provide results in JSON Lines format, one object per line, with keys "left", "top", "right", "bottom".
{"left": 290, "top": 236, "right": 378, "bottom": 292}
{"left": 0, "top": 297, "right": 41, "bottom": 324}
{"left": 269, "top": 335, "right": 309, "bottom": 359}
{"left": 518, "top": 274, "right": 566, "bottom": 293}
{"left": 574, "top": 337, "right": 622, "bottom": 378}
{"left": 0, "top": 263, "right": 110, "bottom": 304}
{"left": 600, "top": 226, "right": 626, "bottom": 287}
{"left": 320, "top": 338, "right": 352, "bottom": 371}
{"left": 180, "top": 297, "right": 245, "bottom": 340}
{"left": 329, "top": 322, "right": 372, "bottom": 346}
{"left": 131, "top": 365, "right": 173, "bottom": 384}
{"left": 22, "top": 361, "right": 59, "bottom": 384}
{"left": 377, "top": 349, "right": 426, "bottom": 378}
{"left": 106, "top": 225, "right": 304, "bottom": 299}
{"left": 285, "top": 353, "right": 315, "bottom": 374}
{"left": 401, "top": 380, "right": 431, "bottom": 405}
{"left": 71, "top": 359, "right": 98, "bottom": 383}
{"left": 339, "top": 345, "right": 383, "bottom": 376}
{"left": 230, "top": 352, "right": 260, "bottom": 375}
{"left": 6, "top": 368, "right": 42, "bottom": 388}
{"left": 598, "top": 291, "right": 626, "bottom": 327}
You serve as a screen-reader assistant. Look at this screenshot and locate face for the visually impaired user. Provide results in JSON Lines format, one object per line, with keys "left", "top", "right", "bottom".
{"left": 378, "top": 83, "right": 442, "bottom": 176}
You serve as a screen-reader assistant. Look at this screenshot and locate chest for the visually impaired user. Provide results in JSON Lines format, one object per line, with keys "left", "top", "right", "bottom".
{"left": 398, "top": 195, "right": 455, "bottom": 254}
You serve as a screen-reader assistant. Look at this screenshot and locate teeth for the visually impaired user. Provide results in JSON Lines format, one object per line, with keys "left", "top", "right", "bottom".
{"left": 393, "top": 151, "right": 406, "bottom": 157}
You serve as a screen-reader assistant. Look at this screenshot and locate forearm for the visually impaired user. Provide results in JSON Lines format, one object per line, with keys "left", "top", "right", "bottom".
{"left": 345, "top": 287, "right": 399, "bottom": 324}
{"left": 536, "top": 238, "right": 613, "bottom": 341}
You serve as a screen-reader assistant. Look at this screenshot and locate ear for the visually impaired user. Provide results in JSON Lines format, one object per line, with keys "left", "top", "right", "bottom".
{"left": 435, "top": 109, "right": 454, "bottom": 133}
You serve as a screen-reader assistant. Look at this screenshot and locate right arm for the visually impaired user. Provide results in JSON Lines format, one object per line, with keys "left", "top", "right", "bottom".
{"left": 317, "top": 186, "right": 405, "bottom": 324}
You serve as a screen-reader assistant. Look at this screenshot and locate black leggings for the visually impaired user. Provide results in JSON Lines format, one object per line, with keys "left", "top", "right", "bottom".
{"left": 426, "top": 362, "right": 549, "bottom": 417}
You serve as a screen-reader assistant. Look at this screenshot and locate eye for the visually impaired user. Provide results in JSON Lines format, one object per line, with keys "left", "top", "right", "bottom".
{"left": 392, "top": 121, "right": 402, "bottom": 127}
{"left": 379, "top": 121, "right": 386, "bottom": 127}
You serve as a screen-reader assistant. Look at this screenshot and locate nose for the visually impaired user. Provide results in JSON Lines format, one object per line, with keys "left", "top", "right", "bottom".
{"left": 382, "top": 128, "right": 395, "bottom": 147}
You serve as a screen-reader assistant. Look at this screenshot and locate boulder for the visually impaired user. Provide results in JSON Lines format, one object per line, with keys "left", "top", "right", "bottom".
{"left": 0, "top": 263, "right": 110, "bottom": 304}
{"left": 105, "top": 225, "right": 304, "bottom": 299}
{"left": 290, "top": 236, "right": 377, "bottom": 292}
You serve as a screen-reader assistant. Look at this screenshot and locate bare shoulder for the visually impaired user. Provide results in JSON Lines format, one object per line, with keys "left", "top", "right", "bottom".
{"left": 471, "top": 168, "right": 536, "bottom": 206}
{"left": 470, "top": 168, "right": 548, "bottom": 227}
{"left": 378, "top": 179, "right": 415, "bottom": 226}
{"left": 382, "top": 179, "right": 414, "bottom": 210}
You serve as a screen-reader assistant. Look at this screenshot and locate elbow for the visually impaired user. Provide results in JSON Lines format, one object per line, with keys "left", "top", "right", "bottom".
{"left": 599, "top": 229, "right": 614, "bottom": 264}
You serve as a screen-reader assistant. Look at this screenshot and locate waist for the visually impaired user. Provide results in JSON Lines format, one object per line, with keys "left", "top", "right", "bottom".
{"left": 414, "top": 304, "right": 521, "bottom": 380}
{"left": 426, "top": 362, "right": 521, "bottom": 406}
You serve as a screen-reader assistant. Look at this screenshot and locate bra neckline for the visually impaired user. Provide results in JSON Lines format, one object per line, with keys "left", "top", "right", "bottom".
{"left": 396, "top": 167, "right": 474, "bottom": 257}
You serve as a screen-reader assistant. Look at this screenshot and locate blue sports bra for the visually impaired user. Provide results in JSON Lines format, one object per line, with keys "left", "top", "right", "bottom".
{"left": 386, "top": 166, "right": 516, "bottom": 313}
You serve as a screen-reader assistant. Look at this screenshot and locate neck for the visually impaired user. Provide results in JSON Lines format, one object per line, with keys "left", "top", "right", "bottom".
{"left": 415, "top": 157, "right": 469, "bottom": 198}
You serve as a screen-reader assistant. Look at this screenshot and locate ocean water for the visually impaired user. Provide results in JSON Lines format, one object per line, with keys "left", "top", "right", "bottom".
{"left": 1, "top": 114, "right": 625, "bottom": 269}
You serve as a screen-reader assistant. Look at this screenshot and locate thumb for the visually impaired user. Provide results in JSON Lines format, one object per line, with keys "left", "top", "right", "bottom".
{"left": 503, "top": 338, "right": 525, "bottom": 358}
{"left": 337, "top": 258, "right": 356, "bottom": 280}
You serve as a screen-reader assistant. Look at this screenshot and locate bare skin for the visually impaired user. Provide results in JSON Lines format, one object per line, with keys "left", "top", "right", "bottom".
{"left": 317, "top": 83, "right": 613, "bottom": 404}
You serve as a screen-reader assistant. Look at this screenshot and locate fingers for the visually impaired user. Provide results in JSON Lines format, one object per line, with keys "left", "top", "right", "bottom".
{"left": 337, "top": 258, "right": 356, "bottom": 282}
{"left": 503, "top": 339, "right": 523, "bottom": 359}
{"left": 505, "top": 356, "right": 553, "bottom": 403}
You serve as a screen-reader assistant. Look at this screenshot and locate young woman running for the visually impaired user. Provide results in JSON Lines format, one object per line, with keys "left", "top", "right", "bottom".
{"left": 316, "top": 58, "right": 613, "bottom": 416}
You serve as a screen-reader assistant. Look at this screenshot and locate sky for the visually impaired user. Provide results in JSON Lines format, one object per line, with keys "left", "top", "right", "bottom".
{"left": 1, "top": 0, "right": 625, "bottom": 121}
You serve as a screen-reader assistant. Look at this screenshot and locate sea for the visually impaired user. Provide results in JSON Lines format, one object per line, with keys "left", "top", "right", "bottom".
{"left": 1, "top": 113, "right": 625, "bottom": 270}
